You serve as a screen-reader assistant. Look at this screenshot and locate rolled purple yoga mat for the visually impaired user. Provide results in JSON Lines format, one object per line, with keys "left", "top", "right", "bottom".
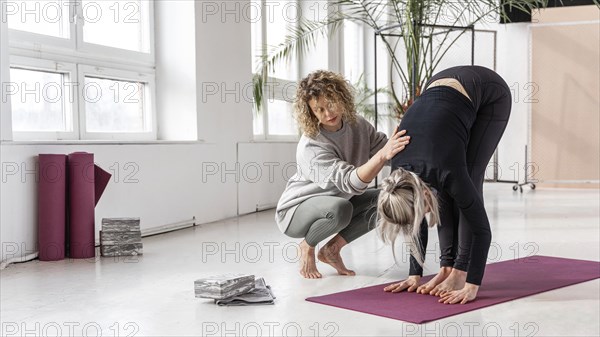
{"left": 67, "top": 152, "right": 111, "bottom": 259}
{"left": 38, "top": 154, "right": 67, "bottom": 261}
{"left": 94, "top": 165, "right": 111, "bottom": 206}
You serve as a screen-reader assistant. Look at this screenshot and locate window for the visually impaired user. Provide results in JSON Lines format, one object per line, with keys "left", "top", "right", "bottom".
{"left": 343, "top": 20, "right": 364, "bottom": 85}
{"left": 78, "top": 66, "right": 155, "bottom": 140}
{"left": 251, "top": 0, "right": 300, "bottom": 140}
{"left": 252, "top": 0, "right": 361, "bottom": 141}
{"left": 10, "top": 68, "right": 73, "bottom": 132}
{"left": 81, "top": 0, "right": 151, "bottom": 53}
{"left": 5, "top": 0, "right": 155, "bottom": 141}
{"left": 8, "top": 56, "right": 78, "bottom": 140}
{"left": 6, "top": 0, "right": 71, "bottom": 39}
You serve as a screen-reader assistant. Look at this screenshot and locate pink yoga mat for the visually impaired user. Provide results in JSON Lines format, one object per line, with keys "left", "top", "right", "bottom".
{"left": 94, "top": 165, "right": 111, "bottom": 206}
{"left": 67, "top": 152, "right": 111, "bottom": 259}
{"left": 306, "top": 255, "right": 600, "bottom": 324}
{"left": 38, "top": 154, "right": 67, "bottom": 261}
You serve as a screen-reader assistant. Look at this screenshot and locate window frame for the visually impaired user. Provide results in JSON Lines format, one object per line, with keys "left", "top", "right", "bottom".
{"left": 260, "top": 76, "right": 300, "bottom": 141}
{"left": 75, "top": 0, "right": 155, "bottom": 65}
{"left": 77, "top": 65, "right": 156, "bottom": 141}
{"left": 6, "top": 0, "right": 76, "bottom": 49}
{"left": 252, "top": 0, "right": 355, "bottom": 142}
{"left": 252, "top": 0, "right": 301, "bottom": 142}
{"left": 6, "top": 0, "right": 156, "bottom": 141}
{"left": 9, "top": 55, "right": 79, "bottom": 141}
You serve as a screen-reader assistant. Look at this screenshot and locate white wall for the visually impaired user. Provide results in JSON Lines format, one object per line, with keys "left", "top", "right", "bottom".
{"left": 0, "top": 142, "right": 240, "bottom": 260}
{"left": 493, "top": 22, "right": 531, "bottom": 183}
{"left": 1, "top": 0, "right": 13, "bottom": 141}
{"left": 0, "top": 1, "right": 545, "bottom": 264}
{"left": 195, "top": 0, "right": 253, "bottom": 144}
{"left": 0, "top": 0, "right": 255, "bottom": 263}
{"left": 155, "top": 0, "right": 198, "bottom": 141}
{"left": 237, "top": 142, "right": 297, "bottom": 214}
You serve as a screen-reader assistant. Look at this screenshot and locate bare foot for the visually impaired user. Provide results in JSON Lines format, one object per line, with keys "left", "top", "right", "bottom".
{"left": 439, "top": 283, "right": 479, "bottom": 304}
{"left": 430, "top": 268, "right": 467, "bottom": 296}
{"left": 416, "top": 266, "right": 452, "bottom": 295}
{"left": 317, "top": 235, "right": 356, "bottom": 276}
{"left": 299, "top": 240, "right": 322, "bottom": 279}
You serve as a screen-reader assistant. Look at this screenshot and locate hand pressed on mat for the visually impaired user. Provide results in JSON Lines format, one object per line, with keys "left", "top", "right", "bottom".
{"left": 383, "top": 275, "right": 421, "bottom": 293}
{"left": 416, "top": 266, "right": 453, "bottom": 295}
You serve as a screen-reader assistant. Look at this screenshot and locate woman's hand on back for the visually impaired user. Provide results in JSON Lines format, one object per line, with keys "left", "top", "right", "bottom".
{"left": 379, "top": 126, "right": 410, "bottom": 162}
{"left": 383, "top": 275, "right": 421, "bottom": 293}
{"left": 357, "top": 126, "right": 410, "bottom": 184}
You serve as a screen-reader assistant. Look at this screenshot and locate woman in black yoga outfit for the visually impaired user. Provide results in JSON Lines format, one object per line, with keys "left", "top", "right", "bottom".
{"left": 377, "top": 65, "right": 512, "bottom": 304}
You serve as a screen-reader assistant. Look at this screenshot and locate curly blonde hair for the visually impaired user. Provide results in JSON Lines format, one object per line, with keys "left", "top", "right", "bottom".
{"left": 294, "top": 70, "right": 357, "bottom": 138}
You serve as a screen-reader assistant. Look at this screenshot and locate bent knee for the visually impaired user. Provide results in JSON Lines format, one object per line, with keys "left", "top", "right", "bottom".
{"left": 326, "top": 200, "right": 353, "bottom": 226}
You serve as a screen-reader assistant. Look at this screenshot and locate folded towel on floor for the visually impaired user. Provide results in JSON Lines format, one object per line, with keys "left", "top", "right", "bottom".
{"left": 215, "top": 278, "right": 275, "bottom": 306}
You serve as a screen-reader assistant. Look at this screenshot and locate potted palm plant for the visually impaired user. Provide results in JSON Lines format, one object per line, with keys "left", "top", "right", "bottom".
{"left": 253, "top": 0, "right": 547, "bottom": 119}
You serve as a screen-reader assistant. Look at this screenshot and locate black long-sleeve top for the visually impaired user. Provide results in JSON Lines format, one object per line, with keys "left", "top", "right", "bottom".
{"left": 392, "top": 66, "right": 501, "bottom": 284}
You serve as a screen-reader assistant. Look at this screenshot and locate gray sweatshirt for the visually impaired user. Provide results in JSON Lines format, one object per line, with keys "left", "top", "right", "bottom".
{"left": 275, "top": 115, "right": 388, "bottom": 233}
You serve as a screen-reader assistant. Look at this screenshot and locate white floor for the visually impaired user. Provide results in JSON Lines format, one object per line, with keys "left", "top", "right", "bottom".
{"left": 1, "top": 183, "right": 599, "bottom": 337}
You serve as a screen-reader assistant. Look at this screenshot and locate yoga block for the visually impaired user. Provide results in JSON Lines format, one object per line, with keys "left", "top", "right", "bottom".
{"left": 100, "top": 231, "right": 142, "bottom": 245}
{"left": 194, "top": 274, "right": 255, "bottom": 300}
{"left": 100, "top": 243, "right": 143, "bottom": 257}
{"left": 101, "top": 218, "right": 140, "bottom": 232}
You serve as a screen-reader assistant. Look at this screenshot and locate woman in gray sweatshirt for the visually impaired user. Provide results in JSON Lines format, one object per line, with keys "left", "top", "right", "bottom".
{"left": 275, "top": 70, "right": 411, "bottom": 278}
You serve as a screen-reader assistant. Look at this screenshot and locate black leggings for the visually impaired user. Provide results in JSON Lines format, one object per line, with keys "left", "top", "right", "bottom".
{"left": 420, "top": 69, "right": 512, "bottom": 284}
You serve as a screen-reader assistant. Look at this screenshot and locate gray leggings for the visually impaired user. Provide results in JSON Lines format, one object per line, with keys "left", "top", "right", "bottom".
{"left": 284, "top": 189, "right": 380, "bottom": 247}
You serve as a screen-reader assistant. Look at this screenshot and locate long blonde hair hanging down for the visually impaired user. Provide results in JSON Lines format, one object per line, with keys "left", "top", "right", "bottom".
{"left": 377, "top": 168, "right": 441, "bottom": 268}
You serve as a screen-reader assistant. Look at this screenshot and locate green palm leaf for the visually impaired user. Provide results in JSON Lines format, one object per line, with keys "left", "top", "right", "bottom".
{"left": 254, "top": 0, "right": 556, "bottom": 118}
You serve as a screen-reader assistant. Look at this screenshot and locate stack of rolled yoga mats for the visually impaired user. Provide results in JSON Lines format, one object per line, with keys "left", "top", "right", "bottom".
{"left": 37, "top": 152, "right": 111, "bottom": 261}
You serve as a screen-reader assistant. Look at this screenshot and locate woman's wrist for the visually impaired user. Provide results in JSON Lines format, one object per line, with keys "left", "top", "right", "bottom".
{"left": 376, "top": 150, "right": 388, "bottom": 165}
{"left": 358, "top": 150, "right": 388, "bottom": 183}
